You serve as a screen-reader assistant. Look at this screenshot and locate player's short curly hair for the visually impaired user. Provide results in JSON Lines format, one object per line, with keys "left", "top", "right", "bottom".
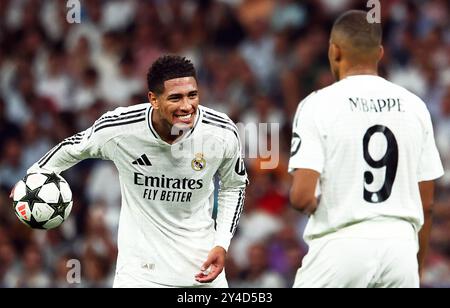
{"left": 147, "top": 55, "right": 197, "bottom": 95}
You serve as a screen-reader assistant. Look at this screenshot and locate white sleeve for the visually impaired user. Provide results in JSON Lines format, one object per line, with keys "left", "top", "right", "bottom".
{"left": 28, "top": 112, "right": 120, "bottom": 175}
{"left": 417, "top": 110, "right": 444, "bottom": 181}
{"left": 288, "top": 95, "right": 325, "bottom": 174}
{"left": 214, "top": 130, "right": 248, "bottom": 251}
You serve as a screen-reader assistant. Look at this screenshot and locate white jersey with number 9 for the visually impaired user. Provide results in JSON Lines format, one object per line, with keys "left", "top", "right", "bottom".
{"left": 289, "top": 75, "right": 444, "bottom": 243}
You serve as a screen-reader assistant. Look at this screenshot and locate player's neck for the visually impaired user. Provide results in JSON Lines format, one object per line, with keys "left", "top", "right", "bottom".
{"left": 151, "top": 111, "right": 182, "bottom": 144}
{"left": 339, "top": 64, "right": 378, "bottom": 80}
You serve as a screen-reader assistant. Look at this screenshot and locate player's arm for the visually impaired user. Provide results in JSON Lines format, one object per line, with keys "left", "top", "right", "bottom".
{"left": 416, "top": 104, "right": 444, "bottom": 280}
{"left": 9, "top": 123, "right": 108, "bottom": 197}
{"left": 196, "top": 128, "right": 248, "bottom": 283}
{"left": 418, "top": 180, "right": 435, "bottom": 278}
{"left": 27, "top": 109, "right": 132, "bottom": 175}
{"left": 9, "top": 116, "right": 116, "bottom": 198}
{"left": 288, "top": 94, "right": 324, "bottom": 215}
{"left": 290, "top": 169, "right": 320, "bottom": 215}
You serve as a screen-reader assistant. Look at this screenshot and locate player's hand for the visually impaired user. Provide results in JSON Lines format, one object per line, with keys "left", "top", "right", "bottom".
{"left": 9, "top": 183, "right": 17, "bottom": 199}
{"left": 195, "top": 246, "right": 226, "bottom": 283}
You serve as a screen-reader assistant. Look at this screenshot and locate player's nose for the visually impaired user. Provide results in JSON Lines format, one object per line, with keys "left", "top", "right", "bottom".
{"left": 179, "top": 97, "right": 193, "bottom": 112}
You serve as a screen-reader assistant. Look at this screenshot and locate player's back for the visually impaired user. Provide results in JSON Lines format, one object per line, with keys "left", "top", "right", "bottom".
{"left": 302, "top": 75, "right": 439, "bottom": 241}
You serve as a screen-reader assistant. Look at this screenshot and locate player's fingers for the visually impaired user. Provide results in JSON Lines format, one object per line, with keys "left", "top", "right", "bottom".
{"left": 196, "top": 274, "right": 215, "bottom": 283}
{"left": 195, "top": 255, "right": 213, "bottom": 281}
{"left": 195, "top": 266, "right": 221, "bottom": 283}
{"left": 195, "top": 268, "right": 209, "bottom": 278}
{"left": 9, "top": 184, "right": 16, "bottom": 199}
{"left": 200, "top": 255, "right": 214, "bottom": 272}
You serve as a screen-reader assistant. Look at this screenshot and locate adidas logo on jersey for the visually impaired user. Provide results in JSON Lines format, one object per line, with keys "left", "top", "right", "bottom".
{"left": 132, "top": 154, "right": 152, "bottom": 166}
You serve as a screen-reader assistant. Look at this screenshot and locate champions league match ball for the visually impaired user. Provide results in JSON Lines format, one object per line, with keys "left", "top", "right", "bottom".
{"left": 12, "top": 172, "right": 73, "bottom": 230}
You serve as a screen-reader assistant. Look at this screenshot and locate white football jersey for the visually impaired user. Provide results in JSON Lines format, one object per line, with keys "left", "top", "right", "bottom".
{"left": 29, "top": 104, "right": 248, "bottom": 286}
{"left": 289, "top": 75, "right": 444, "bottom": 243}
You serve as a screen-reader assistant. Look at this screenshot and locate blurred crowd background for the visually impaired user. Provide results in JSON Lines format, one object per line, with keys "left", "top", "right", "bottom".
{"left": 0, "top": 0, "right": 449, "bottom": 288}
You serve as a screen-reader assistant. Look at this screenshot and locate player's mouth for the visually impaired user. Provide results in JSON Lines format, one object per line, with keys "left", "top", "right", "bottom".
{"left": 174, "top": 112, "right": 195, "bottom": 125}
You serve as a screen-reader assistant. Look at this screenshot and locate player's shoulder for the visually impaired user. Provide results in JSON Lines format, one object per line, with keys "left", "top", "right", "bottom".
{"left": 299, "top": 81, "right": 342, "bottom": 108}
{"left": 92, "top": 103, "right": 149, "bottom": 135}
{"left": 103, "top": 103, "right": 149, "bottom": 117}
{"left": 295, "top": 88, "right": 328, "bottom": 117}
{"left": 199, "top": 105, "right": 240, "bottom": 141}
{"left": 301, "top": 90, "right": 321, "bottom": 106}
{"left": 379, "top": 78, "right": 432, "bottom": 121}
{"left": 199, "top": 106, "right": 238, "bottom": 127}
{"left": 199, "top": 105, "right": 235, "bottom": 123}
{"left": 385, "top": 79, "right": 427, "bottom": 107}
{"left": 313, "top": 80, "right": 350, "bottom": 102}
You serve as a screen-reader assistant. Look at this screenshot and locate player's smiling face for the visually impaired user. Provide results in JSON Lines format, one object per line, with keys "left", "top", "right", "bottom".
{"left": 151, "top": 77, "right": 199, "bottom": 129}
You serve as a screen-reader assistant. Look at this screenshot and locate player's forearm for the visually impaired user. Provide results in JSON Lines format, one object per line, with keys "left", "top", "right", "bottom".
{"left": 29, "top": 130, "right": 110, "bottom": 174}
{"left": 28, "top": 145, "right": 84, "bottom": 174}
{"left": 418, "top": 207, "right": 433, "bottom": 277}
{"left": 29, "top": 156, "right": 79, "bottom": 175}
{"left": 290, "top": 192, "right": 317, "bottom": 215}
{"left": 215, "top": 187, "right": 246, "bottom": 250}
{"left": 417, "top": 180, "right": 436, "bottom": 279}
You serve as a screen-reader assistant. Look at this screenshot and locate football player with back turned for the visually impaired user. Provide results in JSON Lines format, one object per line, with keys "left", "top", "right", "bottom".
{"left": 289, "top": 10, "right": 443, "bottom": 288}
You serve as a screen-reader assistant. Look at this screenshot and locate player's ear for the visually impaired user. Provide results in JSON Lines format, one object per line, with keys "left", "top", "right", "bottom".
{"left": 377, "top": 45, "right": 384, "bottom": 62}
{"left": 330, "top": 43, "right": 341, "bottom": 62}
{"left": 148, "top": 92, "right": 159, "bottom": 110}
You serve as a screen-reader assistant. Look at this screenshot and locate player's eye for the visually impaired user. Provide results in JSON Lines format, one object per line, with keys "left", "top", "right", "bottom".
{"left": 168, "top": 95, "right": 181, "bottom": 102}
{"left": 188, "top": 92, "right": 198, "bottom": 99}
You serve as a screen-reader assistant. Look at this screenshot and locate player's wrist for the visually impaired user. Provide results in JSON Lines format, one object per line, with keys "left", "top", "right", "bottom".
{"left": 213, "top": 237, "right": 231, "bottom": 252}
{"left": 213, "top": 245, "right": 227, "bottom": 254}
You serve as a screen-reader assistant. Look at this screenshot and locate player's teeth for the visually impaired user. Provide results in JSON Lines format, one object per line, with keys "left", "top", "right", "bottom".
{"left": 177, "top": 114, "right": 191, "bottom": 120}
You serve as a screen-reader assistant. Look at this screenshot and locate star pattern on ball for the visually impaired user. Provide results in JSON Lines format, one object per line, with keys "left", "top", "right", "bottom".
{"left": 43, "top": 172, "right": 64, "bottom": 190}
{"left": 23, "top": 173, "right": 37, "bottom": 183}
{"left": 48, "top": 194, "right": 71, "bottom": 220}
{"left": 20, "top": 185, "right": 45, "bottom": 209}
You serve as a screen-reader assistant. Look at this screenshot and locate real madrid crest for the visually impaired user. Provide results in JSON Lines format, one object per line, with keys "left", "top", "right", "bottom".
{"left": 191, "top": 153, "right": 206, "bottom": 171}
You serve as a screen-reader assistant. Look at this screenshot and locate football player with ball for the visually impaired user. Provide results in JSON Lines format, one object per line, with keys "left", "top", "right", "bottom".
{"left": 11, "top": 55, "right": 248, "bottom": 288}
